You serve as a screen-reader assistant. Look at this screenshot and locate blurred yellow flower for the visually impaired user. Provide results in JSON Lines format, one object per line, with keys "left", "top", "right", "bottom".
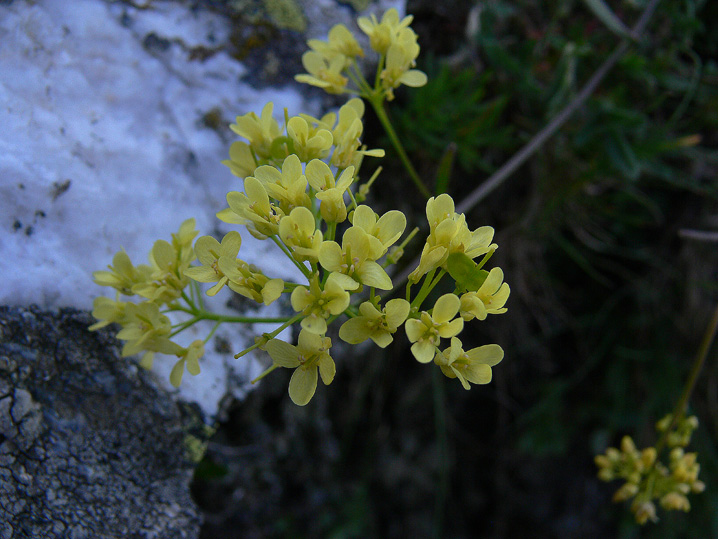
{"left": 295, "top": 51, "right": 348, "bottom": 94}
{"left": 229, "top": 102, "right": 281, "bottom": 160}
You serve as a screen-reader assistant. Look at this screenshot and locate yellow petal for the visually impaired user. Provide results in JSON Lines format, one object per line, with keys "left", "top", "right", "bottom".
{"left": 466, "top": 344, "right": 504, "bottom": 367}
{"left": 318, "top": 356, "right": 336, "bottom": 385}
{"left": 289, "top": 367, "right": 318, "bottom": 406}
{"left": 169, "top": 358, "right": 185, "bottom": 387}
{"left": 433, "top": 294, "right": 461, "bottom": 323}
{"left": 265, "top": 339, "right": 300, "bottom": 368}
{"left": 339, "top": 317, "right": 372, "bottom": 344}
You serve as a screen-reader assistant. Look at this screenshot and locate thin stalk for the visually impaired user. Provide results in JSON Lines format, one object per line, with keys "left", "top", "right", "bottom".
{"left": 234, "top": 313, "right": 304, "bottom": 359}
{"left": 410, "top": 268, "right": 437, "bottom": 310}
{"left": 271, "top": 236, "right": 312, "bottom": 281}
{"left": 455, "top": 0, "right": 662, "bottom": 215}
{"left": 654, "top": 302, "right": 718, "bottom": 454}
{"left": 170, "top": 305, "right": 292, "bottom": 325}
{"left": 169, "top": 317, "right": 199, "bottom": 338}
{"left": 251, "top": 363, "right": 280, "bottom": 384}
{"left": 204, "top": 320, "right": 222, "bottom": 344}
{"left": 432, "top": 367, "right": 449, "bottom": 539}
{"left": 369, "top": 96, "right": 431, "bottom": 199}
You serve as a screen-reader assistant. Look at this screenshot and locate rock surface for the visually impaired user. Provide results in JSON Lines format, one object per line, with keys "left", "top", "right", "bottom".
{"left": 0, "top": 305, "right": 204, "bottom": 539}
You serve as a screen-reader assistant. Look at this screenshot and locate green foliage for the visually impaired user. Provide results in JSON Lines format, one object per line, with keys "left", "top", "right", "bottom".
{"left": 389, "top": 60, "right": 514, "bottom": 175}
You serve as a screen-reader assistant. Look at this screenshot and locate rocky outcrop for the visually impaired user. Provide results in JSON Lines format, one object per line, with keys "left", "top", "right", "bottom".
{"left": 0, "top": 306, "right": 204, "bottom": 539}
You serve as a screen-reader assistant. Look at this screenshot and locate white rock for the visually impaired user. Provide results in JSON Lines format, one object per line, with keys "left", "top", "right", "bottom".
{"left": 0, "top": 0, "right": 405, "bottom": 419}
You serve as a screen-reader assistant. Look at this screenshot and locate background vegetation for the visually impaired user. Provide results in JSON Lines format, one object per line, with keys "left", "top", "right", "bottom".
{"left": 193, "top": 0, "right": 718, "bottom": 537}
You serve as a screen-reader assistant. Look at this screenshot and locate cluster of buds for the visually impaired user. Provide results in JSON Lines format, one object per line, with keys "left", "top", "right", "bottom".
{"left": 296, "top": 8, "right": 427, "bottom": 100}
{"left": 595, "top": 414, "right": 705, "bottom": 524}
{"left": 91, "top": 9, "right": 509, "bottom": 405}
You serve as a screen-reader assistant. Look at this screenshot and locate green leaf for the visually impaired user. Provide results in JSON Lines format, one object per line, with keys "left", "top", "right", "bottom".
{"left": 446, "top": 253, "right": 489, "bottom": 292}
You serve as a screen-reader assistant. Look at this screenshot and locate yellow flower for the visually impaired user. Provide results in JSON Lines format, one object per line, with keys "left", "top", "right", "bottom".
{"left": 660, "top": 492, "right": 690, "bottom": 512}
{"left": 291, "top": 273, "right": 355, "bottom": 335}
{"left": 171, "top": 218, "right": 200, "bottom": 265}
{"left": 169, "top": 339, "right": 204, "bottom": 387}
{"left": 329, "top": 99, "right": 385, "bottom": 168}
{"left": 219, "top": 176, "right": 284, "bottom": 239}
{"left": 319, "top": 226, "right": 393, "bottom": 290}
{"left": 405, "top": 294, "right": 464, "bottom": 363}
{"left": 218, "top": 256, "right": 284, "bottom": 306}
{"left": 305, "top": 159, "right": 354, "bottom": 223}
{"left": 339, "top": 298, "right": 410, "bottom": 348}
{"left": 184, "top": 231, "right": 242, "bottom": 296}
{"left": 88, "top": 296, "right": 129, "bottom": 331}
{"left": 357, "top": 8, "right": 414, "bottom": 55}
{"left": 252, "top": 155, "right": 311, "bottom": 214}
{"left": 308, "top": 23, "right": 364, "bottom": 60}
{"left": 410, "top": 194, "right": 497, "bottom": 282}
{"left": 459, "top": 267, "right": 510, "bottom": 321}
{"left": 287, "top": 116, "right": 333, "bottom": 162}
{"left": 279, "top": 206, "right": 324, "bottom": 263}
{"left": 632, "top": 500, "right": 657, "bottom": 525}
{"left": 265, "top": 330, "right": 335, "bottom": 406}
{"left": 229, "top": 102, "right": 281, "bottom": 160}
{"left": 351, "top": 204, "right": 406, "bottom": 260}
{"left": 115, "top": 301, "right": 182, "bottom": 358}
{"left": 433, "top": 337, "right": 504, "bottom": 389}
{"left": 222, "top": 141, "right": 258, "bottom": 179}
{"left": 295, "top": 51, "right": 348, "bottom": 94}
{"left": 93, "top": 249, "right": 152, "bottom": 296}
{"left": 380, "top": 28, "right": 427, "bottom": 100}
{"left": 133, "top": 237, "right": 192, "bottom": 304}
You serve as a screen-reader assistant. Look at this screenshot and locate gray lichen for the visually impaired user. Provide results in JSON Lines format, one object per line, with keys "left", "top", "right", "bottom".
{"left": 0, "top": 306, "right": 203, "bottom": 539}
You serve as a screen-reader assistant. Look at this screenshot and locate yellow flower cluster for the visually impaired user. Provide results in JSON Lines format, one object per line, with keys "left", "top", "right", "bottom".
{"left": 90, "top": 219, "right": 206, "bottom": 387}
{"left": 595, "top": 414, "right": 705, "bottom": 524}
{"left": 90, "top": 9, "right": 509, "bottom": 407}
{"left": 295, "top": 8, "right": 427, "bottom": 101}
{"left": 222, "top": 99, "right": 384, "bottom": 185}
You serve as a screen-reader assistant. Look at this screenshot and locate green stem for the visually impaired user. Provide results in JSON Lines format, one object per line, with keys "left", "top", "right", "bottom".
{"left": 431, "top": 367, "right": 449, "bottom": 539}
{"left": 169, "top": 317, "right": 199, "bottom": 338}
{"left": 251, "top": 363, "right": 280, "bottom": 384}
{"left": 326, "top": 221, "right": 337, "bottom": 243}
{"left": 349, "top": 59, "right": 375, "bottom": 96}
{"left": 170, "top": 305, "right": 292, "bottom": 325}
{"left": 181, "top": 290, "right": 197, "bottom": 311}
{"left": 204, "top": 321, "right": 222, "bottom": 344}
{"left": 368, "top": 96, "right": 431, "bottom": 199}
{"left": 234, "top": 313, "right": 304, "bottom": 359}
{"left": 412, "top": 269, "right": 448, "bottom": 311}
{"left": 271, "top": 236, "right": 313, "bottom": 281}
{"left": 654, "top": 302, "right": 718, "bottom": 454}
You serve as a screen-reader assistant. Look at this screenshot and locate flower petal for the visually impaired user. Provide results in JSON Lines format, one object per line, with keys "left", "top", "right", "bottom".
{"left": 466, "top": 344, "right": 504, "bottom": 367}
{"left": 265, "top": 339, "right": 300, "bottom": 368}
{"left": 289, "top": 367, "right": 318, "bottom": 406}
{"left": 318, "top": 356, "right": 336, "bottom": 385}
